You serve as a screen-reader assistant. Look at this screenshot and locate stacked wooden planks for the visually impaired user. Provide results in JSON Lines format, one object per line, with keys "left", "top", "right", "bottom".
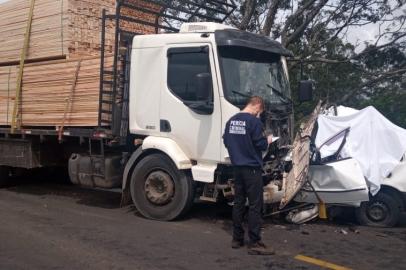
{"left": 0, "top": 0, "right": 68, "bottom": 65}
{"left": 67, "top": 0, "right": 160, "bottom": 59}
{"left": 0, "top": 56, "right": 113, "bottom": 126}
{"left": 0, "top": 0, "right": 159, "bottom": 127}
{"left": 0, "top": 0, "right": 159, "bottom": 64}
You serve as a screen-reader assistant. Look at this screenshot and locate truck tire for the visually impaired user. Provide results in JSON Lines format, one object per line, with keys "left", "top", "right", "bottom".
{"left": 355, "top": 192, "right": 401, "bottom": 227}
{"left": 130, "top": 153, "right": 194, "bottom": 221}
{"left": 0, "top": 166, "right": 11, "bottom": 188}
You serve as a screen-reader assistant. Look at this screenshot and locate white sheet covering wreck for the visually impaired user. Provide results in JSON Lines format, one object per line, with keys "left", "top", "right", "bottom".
{"left": 315, "top": 106, "right": 406, "bottom": 195}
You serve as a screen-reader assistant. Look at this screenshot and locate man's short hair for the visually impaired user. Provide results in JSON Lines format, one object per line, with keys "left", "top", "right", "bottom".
{"left": 246, "top": 96, "right": 265, "bottom": 111}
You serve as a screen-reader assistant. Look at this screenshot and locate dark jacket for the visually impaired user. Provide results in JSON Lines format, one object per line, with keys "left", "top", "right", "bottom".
{"left": 223, "top": 112, "right": 268, "bottom": 167}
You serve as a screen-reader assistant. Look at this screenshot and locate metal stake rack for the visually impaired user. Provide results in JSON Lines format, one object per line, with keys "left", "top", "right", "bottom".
{"left": 98, "top": 0, "right": 237, "bottom": 142}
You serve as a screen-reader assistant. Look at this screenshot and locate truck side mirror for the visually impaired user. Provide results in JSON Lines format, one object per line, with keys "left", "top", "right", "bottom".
{"left": 196, "top": 73, "right": 212, "bottom": 101}
{"left": 298, "top": 80, "right": 313, "bottom": 102}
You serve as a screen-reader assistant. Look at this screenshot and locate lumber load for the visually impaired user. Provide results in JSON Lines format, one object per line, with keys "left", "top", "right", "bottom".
{"left": 0, "top": 0, "right": 159, "bottom": 65}
{"left": 0, "top": 55, "right": 114, "bottom": 127}
{"left": 0, "top": 0, "right": 160, "bottom": 127}
{"left": 0, "top": 0, "right": 67, "bottom": 64}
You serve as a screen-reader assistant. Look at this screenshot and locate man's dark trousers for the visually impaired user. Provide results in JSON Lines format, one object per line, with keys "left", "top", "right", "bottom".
{"left": 233, "top": 166, "right": 263, "bottom": 244}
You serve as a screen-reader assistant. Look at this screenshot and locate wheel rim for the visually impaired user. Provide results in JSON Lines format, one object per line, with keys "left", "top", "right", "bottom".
{"left": 144, "top": 171, "right": 175, "bottom": 206}
{"left": 367, "top": 201, "right": 389, "bottom": 222}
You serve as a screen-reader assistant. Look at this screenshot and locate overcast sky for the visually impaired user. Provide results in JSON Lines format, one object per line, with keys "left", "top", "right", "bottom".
{"left": 0, "top": 0, "right": 402, "bottom": 51}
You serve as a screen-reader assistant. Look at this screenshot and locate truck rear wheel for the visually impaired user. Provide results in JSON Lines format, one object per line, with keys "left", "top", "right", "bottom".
{"left": 130, "top": 153, "right": 194, "bottom": 221}
{"left": 355, "top": 192, "right": 401, "bottom": 227}
{"left": 0, "top": 166, "right": 11, "bottom": 188}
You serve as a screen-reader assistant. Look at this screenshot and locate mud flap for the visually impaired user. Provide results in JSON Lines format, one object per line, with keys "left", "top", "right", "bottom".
{"left": 120, "top": 188, "right": 132, "bottom": 207}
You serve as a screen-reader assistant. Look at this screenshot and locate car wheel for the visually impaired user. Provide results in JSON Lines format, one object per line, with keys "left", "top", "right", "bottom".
{"left": 355, "top": 192, "right": 401, "bottom": 227}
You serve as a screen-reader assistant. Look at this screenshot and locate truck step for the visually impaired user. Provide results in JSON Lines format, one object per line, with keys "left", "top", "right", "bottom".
{"left": 199, "top": 196, "right": 217, "bottom": 203}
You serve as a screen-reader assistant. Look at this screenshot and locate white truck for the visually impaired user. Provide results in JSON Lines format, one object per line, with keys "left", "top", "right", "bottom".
{"left": 0, "top": 1, "right": 314, "bottom": 221}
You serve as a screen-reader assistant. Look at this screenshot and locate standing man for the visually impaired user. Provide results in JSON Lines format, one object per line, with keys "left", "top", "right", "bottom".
{"left": 223, "top": 96, "right": 274, "bottom": 255}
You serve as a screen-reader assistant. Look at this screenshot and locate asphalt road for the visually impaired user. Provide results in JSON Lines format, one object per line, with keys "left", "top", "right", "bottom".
{"left": 1, "top": 179, "right": 406, "bottom": 270}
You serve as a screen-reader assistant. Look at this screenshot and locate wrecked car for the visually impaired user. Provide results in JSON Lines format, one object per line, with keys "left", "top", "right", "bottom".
{"left": 294, "top": 106, "right": 406, "bottom": 227}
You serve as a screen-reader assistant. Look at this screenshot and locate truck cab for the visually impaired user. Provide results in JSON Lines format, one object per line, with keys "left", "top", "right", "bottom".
{"left": 123, "top": 22, "right": 295, "bottom": 220}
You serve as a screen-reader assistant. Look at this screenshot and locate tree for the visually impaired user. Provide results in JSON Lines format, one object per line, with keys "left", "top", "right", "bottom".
{"left": 226, "top": 0, "right": 406, "bottom": 126}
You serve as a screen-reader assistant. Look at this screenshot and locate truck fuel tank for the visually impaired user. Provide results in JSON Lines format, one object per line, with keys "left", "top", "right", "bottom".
{"left": 68, "top": 154, "right": 124, "bottom": 189}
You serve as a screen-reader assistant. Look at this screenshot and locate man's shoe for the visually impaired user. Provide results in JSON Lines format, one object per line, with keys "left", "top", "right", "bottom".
{"left": 247, "top": 241, "right": 275, "bottom": 255}
{"left": 231, "top": 239, "right": 244, "bottom": 249}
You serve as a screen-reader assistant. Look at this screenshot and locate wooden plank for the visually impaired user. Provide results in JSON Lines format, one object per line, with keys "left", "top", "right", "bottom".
{"left": 280, "top": 101, "right": 323, "bottom": 209}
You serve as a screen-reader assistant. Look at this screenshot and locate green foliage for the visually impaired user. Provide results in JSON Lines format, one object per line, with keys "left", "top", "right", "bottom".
{"left": 360, "top": 89, "right": 406, "bottom": 128}
{"left": 226, "top": 0, "right": 406, "bottom": 127}
{"left": 287, "top": 18, "right": 405, "bottom": 127}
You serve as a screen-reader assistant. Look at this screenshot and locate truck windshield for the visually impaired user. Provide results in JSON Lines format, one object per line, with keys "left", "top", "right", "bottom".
{"left": 218, "top": 46, "right": 291, "bottom": 108}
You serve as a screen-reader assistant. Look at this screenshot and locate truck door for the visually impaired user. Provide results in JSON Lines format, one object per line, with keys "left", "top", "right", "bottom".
{"left": 160, "top": 44, "right": 222, "bottom": 163}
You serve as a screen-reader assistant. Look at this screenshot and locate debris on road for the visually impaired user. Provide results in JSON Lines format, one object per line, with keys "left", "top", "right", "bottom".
{"left": 285, "top": 204, "right": 319, "bottom": 224}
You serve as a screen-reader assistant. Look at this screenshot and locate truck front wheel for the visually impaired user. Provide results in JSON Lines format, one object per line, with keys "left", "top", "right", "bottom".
{"left": 130, "top": 154, "right": 194, "bottom": 221}
{"left": 0, "top": 166, "right": 11, "bottom": 188}
{"left": 355, "top": 192, "right": 401, "bottom": 227}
